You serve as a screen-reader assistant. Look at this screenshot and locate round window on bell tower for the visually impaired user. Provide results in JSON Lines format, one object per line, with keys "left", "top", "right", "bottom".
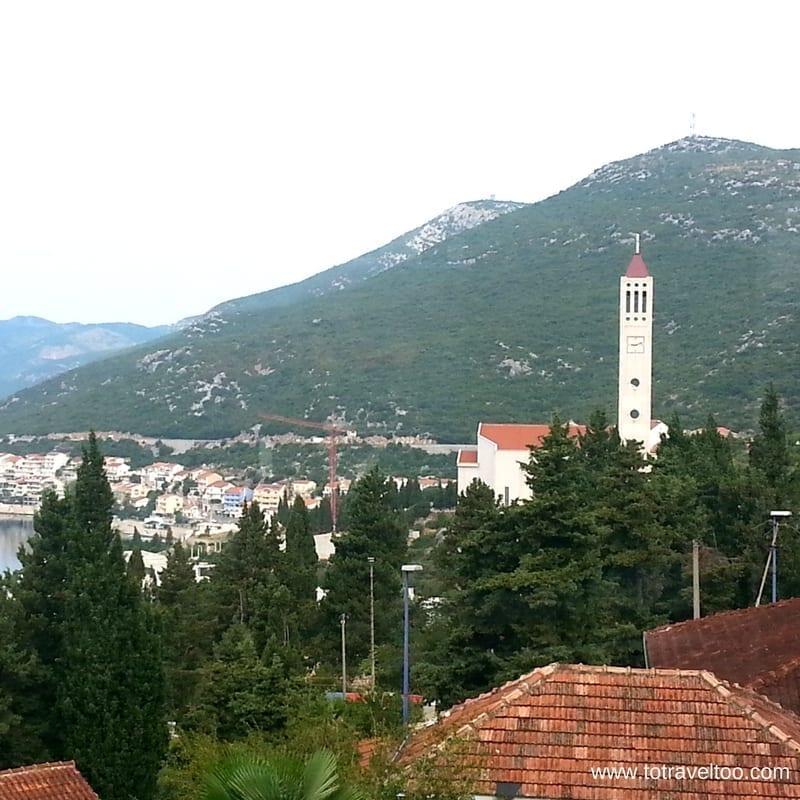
{"left": 630, "top": 378, "right": 640, "bottom": 387}
{"left": 630, "top": 409, "right": 640, "bottom": 419}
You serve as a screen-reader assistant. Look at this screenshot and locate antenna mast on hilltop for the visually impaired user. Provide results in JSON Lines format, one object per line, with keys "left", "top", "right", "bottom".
{"left": 690, "top": 112, "right": 696, "bottom": 138}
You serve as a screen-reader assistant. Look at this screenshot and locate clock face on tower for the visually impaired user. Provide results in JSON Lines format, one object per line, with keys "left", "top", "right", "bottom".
{"left": 626, "top": 335, "right": 645, "bottom": 354}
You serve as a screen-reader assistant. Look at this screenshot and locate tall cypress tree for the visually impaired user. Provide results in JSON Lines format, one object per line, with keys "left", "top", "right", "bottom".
{"left": 213, "top": 501, "right": 280, "bottom": 641}
{"left": 749, "top": 383, "right": 791, "bottom": 495}
{"left": 284, "top": 496, "right": 318, "bottom": 606}
{"left": 13, "top": 433, "right": 167, "bottom": 800}
{"left": 13, "top": 489, "right": 73, "bottom": 758}
{"left": 157, "top": 541, "right": 213, "bottom": 722}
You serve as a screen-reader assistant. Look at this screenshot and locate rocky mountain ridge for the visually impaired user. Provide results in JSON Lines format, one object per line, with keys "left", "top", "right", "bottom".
{"left": 0, "top": 316, "right": 170, "bottom": 398}
{"left": 0, "top": 136, "right": 797, "bottom": 440}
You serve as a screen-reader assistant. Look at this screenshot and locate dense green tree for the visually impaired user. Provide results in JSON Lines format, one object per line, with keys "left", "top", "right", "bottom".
{"left": 655, "top": 413, "right": 788, "bottom": 611}
{"left": 213, "top": 502, "right": 281, "bottom": 637}
{"left": 10, "top": 433, "right": 168, "bottom": 800}
{"left": 187, "top": 625, "right": 289, "bottom": 741}
{"left": 58, "top": 433, "right": 167, "bottom": 800}
{"left": 127, "top": 545, "right": 146, "bottom": 587}
{"left": 282, "top": 496, "right": 319, "bottom": 646}
{"left": 749, "top": 383, "right": 791, "bottom": 498}
{"left": 276, "top": 492, "right": 292, "bottom": 526}
{"left": 11, "top": 489, "right": 73, "bottom": 757}
{"left": 419, "top": 414, "right": 718, "bottom": 705}
{"left": 157, "top": 541, "right": 217, "bottom": 721}
{"left": 417, "top": 480, "right": 506, "bottom": 706}
{"left": 310, "top": 496, "right": 333, "bottom": 534}
{"left": 284, "top": 496, "right": 318, "bottom": 603}
{"left": 0, "top": 581, "right": 48, "bottom": 768}
{"left": 319, "top": 469, "right": 408, "bottom": 676}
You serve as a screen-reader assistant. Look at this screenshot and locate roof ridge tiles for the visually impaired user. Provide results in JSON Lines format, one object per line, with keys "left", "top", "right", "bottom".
{"left": 698, "top": 670, "right": 800, "bottom": 753}
{"left": 647, "top": 596, "right": 800, "bottom": 636}
{"left": 0, "top": 760, "right": 78, "bottom": 774}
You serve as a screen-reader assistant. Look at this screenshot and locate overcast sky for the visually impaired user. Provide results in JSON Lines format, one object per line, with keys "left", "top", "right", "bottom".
{"left": 2, "top": 1, "right": 798, "bottom": 326}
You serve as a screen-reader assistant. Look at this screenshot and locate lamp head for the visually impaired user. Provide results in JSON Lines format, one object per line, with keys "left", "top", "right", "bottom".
{"left": 401, "top": 564, "right": 423, "bottom": 573}
{"left": 770, "top": 511, "right": 793, "bottom": 518}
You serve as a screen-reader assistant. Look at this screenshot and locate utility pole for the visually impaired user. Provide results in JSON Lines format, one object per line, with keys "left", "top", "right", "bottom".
{"left": 340, "top": 613, "right": 347, "bottom": 695}
{"left": 756, "top": 511, "right": 792, "bottom": 606}
{"left": 692, "top": 539, "right": 700, "bottom": 619}
{"left": 368, "top": 556, "right": 376, "bottom": 692}
{"left": 401, "top": 564, "right": 423, "bottom": 726}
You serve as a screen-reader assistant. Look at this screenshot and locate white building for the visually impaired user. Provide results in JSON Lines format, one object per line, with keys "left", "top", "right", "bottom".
{"left": 457, "top": 422, "right": 585, "bottom": 504}
{"left": 103, "top": 456, "right": 131, "bottom": 481}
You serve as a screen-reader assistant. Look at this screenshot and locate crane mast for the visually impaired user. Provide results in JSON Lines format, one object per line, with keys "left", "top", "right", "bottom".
{"left": 260, "top": 412, "right": 346, "bottom": 532}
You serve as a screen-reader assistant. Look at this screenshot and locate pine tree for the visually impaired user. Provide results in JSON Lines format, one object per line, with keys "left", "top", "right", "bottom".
{"left": 282, "top": 496, "right": 319, "bottom": 643}
{"left": 418, "top": 479, "right": 505, "bottom": 706}
{"left": 213, "top": 501, "right": 280, "bottom": 639}
{"left": 157, "top": 541, "right": 214, "bottom": 721}
{"left": 12, "top": 489, "right": 73, "bottom": 757}
{"left": 127, "top": 546, "right": 146, "bottom": 587}
{"left": 12, "top": 433, "right": 168, "bottom": 800}
{"left": 749, "top": 383, "right": 791, "bottom": 495}
{"left": 319, "top": 469, "right": 408, "bottom": 673}
{"left": 187, "top": 625, "right": 289, "bottom": 741}
{"left": 0, "top": 579, "right": 48, "bottom": 768}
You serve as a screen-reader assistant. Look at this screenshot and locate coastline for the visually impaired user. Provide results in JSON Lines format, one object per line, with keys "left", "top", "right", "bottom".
{"left": 0, "top": 505, "right": 35, "bottom": 517}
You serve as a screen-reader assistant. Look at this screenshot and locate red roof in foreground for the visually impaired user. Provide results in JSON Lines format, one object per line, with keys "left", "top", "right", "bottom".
{"left": 0, "top": 762, "right": 99, "bottom": 800}
{"left": 625, "top": 252, "right": 650, "bottom": 278}
{"left": 396, "top": 663, "right": 800, "bottom": 798}
{"left": 645, "top": 598, "right": 800, "bottom": 714}
{"left": 478, "top": 422, "right": 585, "bottom": 451}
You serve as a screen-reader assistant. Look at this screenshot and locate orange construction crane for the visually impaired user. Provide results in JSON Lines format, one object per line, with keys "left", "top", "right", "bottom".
{"left": 260, "top": 412, "right": 347, "bottom": 532}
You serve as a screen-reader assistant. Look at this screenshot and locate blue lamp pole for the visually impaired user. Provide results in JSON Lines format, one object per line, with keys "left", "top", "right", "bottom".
{"left": 402, "top": 563, "right": 423, "bottom": 726}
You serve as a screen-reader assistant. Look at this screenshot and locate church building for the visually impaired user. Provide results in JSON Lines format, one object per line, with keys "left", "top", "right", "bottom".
{"left": 456, "top": 239, "right": 664, "bottom": 502}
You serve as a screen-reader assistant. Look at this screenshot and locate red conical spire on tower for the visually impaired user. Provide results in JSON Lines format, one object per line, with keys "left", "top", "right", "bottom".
{"left": 625, "top": 233, "right": 650, "bottom": 277}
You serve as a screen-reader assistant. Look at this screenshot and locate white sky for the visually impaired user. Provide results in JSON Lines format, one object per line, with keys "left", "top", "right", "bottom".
{"left": 1, "top": 1, "right": 798, "bottom": 326}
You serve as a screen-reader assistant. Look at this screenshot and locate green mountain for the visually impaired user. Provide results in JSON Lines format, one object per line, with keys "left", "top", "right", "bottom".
{"left": 1, "top": 136, "right": 798, "bottom": 440}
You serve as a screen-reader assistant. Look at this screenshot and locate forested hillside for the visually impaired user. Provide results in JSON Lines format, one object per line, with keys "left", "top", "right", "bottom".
{"left": 1, "top": 136, "right": 798, "bottom": 439}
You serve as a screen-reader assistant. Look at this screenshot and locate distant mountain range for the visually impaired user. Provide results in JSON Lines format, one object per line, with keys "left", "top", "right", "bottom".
{"left": 0, "top": 136, "right": 798, "bottom": 440}
{"left": 0, "top": 317, "right": 170, "bottom": 398}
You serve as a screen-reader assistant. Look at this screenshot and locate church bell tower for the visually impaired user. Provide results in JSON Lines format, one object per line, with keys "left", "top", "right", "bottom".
{"left": 617, "top": 236, "right": 653, "bottom": 450}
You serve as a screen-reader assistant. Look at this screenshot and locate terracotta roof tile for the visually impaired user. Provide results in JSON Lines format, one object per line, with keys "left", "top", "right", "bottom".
{"left": 479, "top": 423, "right": 586, "bottom": 451}
{"left": 0, "top": 762, "right": 99, "bottom": 799}
{"left": 457, "top": 449, "right": 478, "bottom": 465}
{"left": 396, "top": 663, "right": 800, "bottom": 798}
{"left": 645, "top": 599, "right": 800, "bottom": 714}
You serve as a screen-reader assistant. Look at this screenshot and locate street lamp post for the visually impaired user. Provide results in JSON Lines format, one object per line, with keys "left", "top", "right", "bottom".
{"left": 368, "top": 557, "right": 376, "bottom": 692}
{"left": 340, "top": 613, "right": 347, "bottom": 695}
{"left": 401, "top": 563, "right": 423, "bottom": 726}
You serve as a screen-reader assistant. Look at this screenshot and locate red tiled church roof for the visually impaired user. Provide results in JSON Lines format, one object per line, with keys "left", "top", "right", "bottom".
{"left": 645, "top": 598, "right": 800, "bottom": 714}
{"left": 0, "top": 762, "right": 99, "bottom": 800}
{"left": 397, "top": 663, "right": 800, "bottom": 798}
{"left": 625, "top": 252, "right": 650, "bottom": 278}
{"left": 478, "top": 422, "right": 586, "bottom": 451}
